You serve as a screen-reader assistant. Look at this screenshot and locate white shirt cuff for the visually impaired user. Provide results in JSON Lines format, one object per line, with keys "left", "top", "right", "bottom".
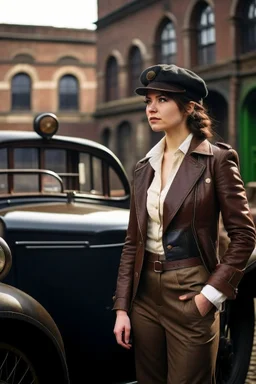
{"left": 201, "top": 284, "right": 227, "bottom": 310}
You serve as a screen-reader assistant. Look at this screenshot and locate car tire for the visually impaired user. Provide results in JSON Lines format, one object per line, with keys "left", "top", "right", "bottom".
{"left": 0, "top": 342, "right": 40, "bottom": 383}
{"left": 216, "top": 296, "right": 255, "bottom": 384}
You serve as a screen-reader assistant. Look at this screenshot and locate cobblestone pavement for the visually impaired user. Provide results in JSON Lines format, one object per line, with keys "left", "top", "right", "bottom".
{"left": 246, "top": 300, "right": 256, "bottom": 383}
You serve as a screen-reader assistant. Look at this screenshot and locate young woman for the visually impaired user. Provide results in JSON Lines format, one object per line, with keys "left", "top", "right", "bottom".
{"left": 113, "top": 64, "right": 256, "bottom": 384}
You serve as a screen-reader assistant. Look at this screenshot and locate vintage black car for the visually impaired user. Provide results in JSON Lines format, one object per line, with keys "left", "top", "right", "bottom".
{"left": 0, "top": 113, "right": 254, "bottom": 384}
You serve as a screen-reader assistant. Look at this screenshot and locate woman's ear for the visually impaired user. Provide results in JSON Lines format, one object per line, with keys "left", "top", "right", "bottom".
{"left": 186, "top": 101, "right": 195, "bottom": 115}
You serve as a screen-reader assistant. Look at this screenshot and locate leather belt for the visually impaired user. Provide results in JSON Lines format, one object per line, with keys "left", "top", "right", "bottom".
{"left": 144, "top": 251, "right": 202, "bottom": 273}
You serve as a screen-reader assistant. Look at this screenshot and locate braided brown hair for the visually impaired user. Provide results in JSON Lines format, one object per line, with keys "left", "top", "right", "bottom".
{"left": 171, "top": 94, "right": 213, "bottom": 139}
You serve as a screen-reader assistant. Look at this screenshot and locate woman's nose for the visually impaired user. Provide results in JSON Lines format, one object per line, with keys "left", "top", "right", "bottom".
{"left": 148, "top": 103, "right": 157, "bottom": 112}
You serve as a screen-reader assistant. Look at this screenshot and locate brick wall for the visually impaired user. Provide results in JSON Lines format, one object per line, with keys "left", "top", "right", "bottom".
{"left": 0, "top": 24, "right": 97, "bottom": 137}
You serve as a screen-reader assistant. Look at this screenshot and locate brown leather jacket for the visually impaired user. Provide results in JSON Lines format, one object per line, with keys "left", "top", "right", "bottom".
{"left": 113, "top": 137, "right": 256, "bottom": 312}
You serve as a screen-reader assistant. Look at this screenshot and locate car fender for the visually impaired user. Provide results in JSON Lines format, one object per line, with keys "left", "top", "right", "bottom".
{"left": 0, "top": 281, "right": 69, "bottom": 380}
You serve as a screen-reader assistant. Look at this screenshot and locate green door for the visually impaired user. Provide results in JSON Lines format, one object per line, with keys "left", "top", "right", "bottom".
{"left": 240, "top": 89, "right": 256, "bottom": 183}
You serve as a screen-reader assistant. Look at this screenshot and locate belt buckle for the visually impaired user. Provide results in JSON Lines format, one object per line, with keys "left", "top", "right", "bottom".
{"left": 154, "top": 260, "right": 163, "bottom": 273}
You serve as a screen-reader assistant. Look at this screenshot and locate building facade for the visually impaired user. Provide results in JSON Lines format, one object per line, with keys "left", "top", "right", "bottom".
{"left": 0, "top": 24, "right": 97, "bottom": 140}
{"left": 95, "top": 0, "right": 256, "bottom": 183}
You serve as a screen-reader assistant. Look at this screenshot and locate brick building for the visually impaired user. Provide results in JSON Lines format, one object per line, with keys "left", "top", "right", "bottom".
{"left": 95, "top": 0, "right": 256, "bottom": 183}
{"left": 0, "top": 24, "right": 97, "bottom": 140}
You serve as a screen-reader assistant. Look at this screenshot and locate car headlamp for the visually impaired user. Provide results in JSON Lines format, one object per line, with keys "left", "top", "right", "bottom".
{"left": 34, "top": 113, "right": 59, "bottom": 139}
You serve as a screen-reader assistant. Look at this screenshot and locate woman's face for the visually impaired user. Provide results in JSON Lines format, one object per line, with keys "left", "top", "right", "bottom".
{"left": 145, "top": 91, "right": 189, "bottom": 134}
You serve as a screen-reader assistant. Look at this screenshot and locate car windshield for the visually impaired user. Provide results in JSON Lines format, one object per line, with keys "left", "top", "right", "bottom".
{"left": 0, "top": 145, "right": 128, "bottom": 199}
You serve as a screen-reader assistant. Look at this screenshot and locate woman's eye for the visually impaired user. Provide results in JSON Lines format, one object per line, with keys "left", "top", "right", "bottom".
{"left": 159, "top": 97, "right": 167, "bottom": 102}
{"left": 144, "top": 100, "right": 150, "bottom": 105}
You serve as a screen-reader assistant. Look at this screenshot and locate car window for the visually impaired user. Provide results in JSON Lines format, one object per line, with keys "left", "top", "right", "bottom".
{"left": 0, "top": 144, "right": 127, "bottom": 198}
{"left": 78, "top": 153, "right": 103, "bottom": 195}
{"left": 14, "top": 148, "right": 38, "bottom": 192}
{"left": 109, "top": 167, "right": 125, "bottom": 197}
{"left": 0, "top": 149, "right": 7, "bottom": 193}
{"left": 79, "top": 152, "right": 125, "bottom": 197}
{"left": 45, "top": 149, "right": 67, "bottom": 191}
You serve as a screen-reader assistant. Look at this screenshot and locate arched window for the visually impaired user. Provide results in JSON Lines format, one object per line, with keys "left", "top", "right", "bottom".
{"left": 197, "top": 5, "right": 216, "bottom": 65}
{"left": 101, "top": 128, "right": 111, "bottom": 148}
{"left": 59, "top": 75, "right": 79, "bottom": 111}
{"left": 128, "top": 46, "right": 142, "bottom": 96}
{"left": 105, "top": 56, "right": 118, "bottom": 102}
{"left": 243, "top": 0, "right": 256, "bottom": 53}
{"left": 11, "top": 73, "right": 31, "bottom": 110}
{"left": 156, "top": 20, "right": 177, "bottom": 64}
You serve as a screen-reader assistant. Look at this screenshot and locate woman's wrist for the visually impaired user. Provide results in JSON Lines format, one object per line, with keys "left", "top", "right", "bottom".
{"left": 116, "top": 310, "right": 127, "bottom": 316}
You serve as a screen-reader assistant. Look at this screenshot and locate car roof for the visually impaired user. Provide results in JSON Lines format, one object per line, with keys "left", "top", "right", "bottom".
{"left": 0, "top": 131, "right": 113, "bottom": 156}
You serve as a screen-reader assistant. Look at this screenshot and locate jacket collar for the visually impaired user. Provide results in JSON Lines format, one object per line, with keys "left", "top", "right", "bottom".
{"left": 188, "top": 136, "right": 213, "bottom": 156}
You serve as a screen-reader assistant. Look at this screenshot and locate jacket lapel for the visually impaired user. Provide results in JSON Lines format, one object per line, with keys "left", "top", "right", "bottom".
{"left": 163, "top": 137, "right": 213, "bottom": 233}
{"left": 134, "top": 160, "right": 154, "bottom": 244}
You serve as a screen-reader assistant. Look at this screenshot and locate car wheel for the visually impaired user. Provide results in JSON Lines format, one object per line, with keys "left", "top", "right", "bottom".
{"left": 0, "top": 342, "right": 39, "bottom": 383}
{"left": 216, "top": 297, "right": 254, "bottom": 384}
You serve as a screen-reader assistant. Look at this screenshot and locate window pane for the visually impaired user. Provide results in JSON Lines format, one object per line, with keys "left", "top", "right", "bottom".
{"left": 109, "top": 167, "right": 125, "bottom": 197}
{"left": 0, "top": 149, "right": 7, "bottom": 168}
{"left": 0, "top": 149, "right": 7, "bottom": 193}
{"left": 170, "top": 41, "right": 176, "bottom": 54}
{"left": 106, "top": 57, "right": 118, "bottom": 101}
{"left": 13, "top": 148, "right": 38, "bottom": 192}
{"left": 44, "top": 149, "right": 67, "bottom": 191}
{"left": 209, "top": 11, "right": 214, "bottom": 24}
{"left": 201, "top": 12, "right": 207, "bottom": 26}
{"left": 243, "top": 0, "right": 256, "bottom": 53}
{"left": 163, "top": 43, "right": 169, "bottom": 55}
{"left": 92, "top": 157, "right": 103, "bottom": 195}
{"left": 208, "top": 27, "right": 215, "bottom": 43}
{"left": 129, "top": 46, "right": 142, "bottom": 95}
{"left": 159, "top": 20, "right": 177, "bottom": 64}
{"left": 59, "top": 75, "right": 79, "bottom": 110}
{"left": 45, "top": 149, "right": 66, "bottom": 173}
{"left": 11, "top": 73, "right": 31, "bottom": 110}
{"left": 201, "top": 30, "right": 207, "bottom": 45}
{"left": 79, "top": 153, "right": 91, "bottom": 193}
{"left": 14, "top": 148, "right": 38, "bottom": 168}
{"left": 79, "top": 153, "right": 103, "bottom": 195}
{"left": 197, "top": 5, "right": 216, "bottom": 65}
{"left": 14, "top": 175, "right": 38, "bottom": 192}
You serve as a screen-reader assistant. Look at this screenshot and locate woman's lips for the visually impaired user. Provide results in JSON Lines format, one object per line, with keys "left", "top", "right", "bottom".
{"left": 149, "top": 117, "right": 160, "bottom": 122}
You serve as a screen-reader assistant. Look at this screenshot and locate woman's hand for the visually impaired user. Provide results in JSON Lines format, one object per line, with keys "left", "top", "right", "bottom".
{"left": 194, "top": 293, "right": 214, "bottom": 316}
{"left": 113, "top": 310, "right": 132, "bottom": 350}
{"left": 179, "top": 292, "right": 214, "bottom": 317}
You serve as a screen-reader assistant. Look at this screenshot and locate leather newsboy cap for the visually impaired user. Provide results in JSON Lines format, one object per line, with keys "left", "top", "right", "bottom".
{"left": 135, "top": 64, "right": 208, "bottom": 102}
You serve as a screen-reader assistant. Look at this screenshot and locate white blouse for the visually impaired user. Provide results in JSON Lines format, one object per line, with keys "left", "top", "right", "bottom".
{"left": 146, "top": 133, "right": 193, "bottom": 257}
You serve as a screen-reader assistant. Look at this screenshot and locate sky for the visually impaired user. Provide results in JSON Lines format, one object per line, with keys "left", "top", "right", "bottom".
{"left": 0, "top": 0, "right": 98, "bottom": 29}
